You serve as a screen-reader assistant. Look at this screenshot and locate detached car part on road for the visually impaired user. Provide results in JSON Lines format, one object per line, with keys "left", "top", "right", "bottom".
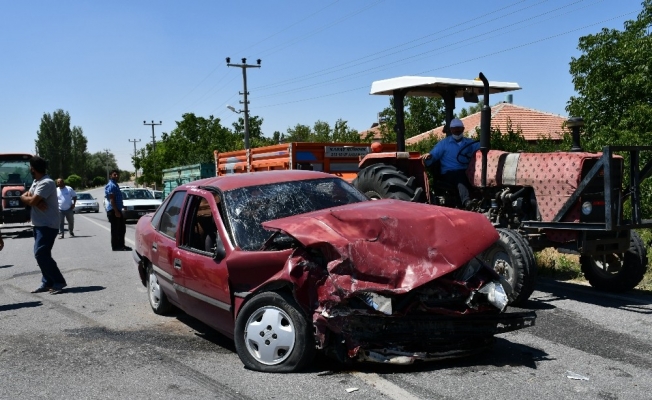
{"left": 132, "top": 170, "right": 535, "bottom": 372}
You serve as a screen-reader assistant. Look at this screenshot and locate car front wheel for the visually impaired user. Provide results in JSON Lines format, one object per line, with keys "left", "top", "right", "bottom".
{"left": 234, "top": 291, "right": 315, "bottom": 372}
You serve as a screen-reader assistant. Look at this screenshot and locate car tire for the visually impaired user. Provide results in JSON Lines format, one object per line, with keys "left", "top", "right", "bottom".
{"left": 147, "top": 264, "right": 172, "bottom": 315}
{"left": 234, "top": 291, "right": 315, "bottom": 373}
{"left": 482, "top": 228, "right": 537, "bottom": 306}
{"left": 580, "top": 231, "right": 648, "bottom": 292}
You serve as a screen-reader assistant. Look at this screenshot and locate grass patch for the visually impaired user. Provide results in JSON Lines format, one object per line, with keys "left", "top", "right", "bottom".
{"left": 534, "top": 229, "right": 652, "bottom": 293}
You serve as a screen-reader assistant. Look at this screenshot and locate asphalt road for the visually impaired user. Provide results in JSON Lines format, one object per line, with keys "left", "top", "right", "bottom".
{"left": 1, "top": 186, "right": 651, "bottom": 399}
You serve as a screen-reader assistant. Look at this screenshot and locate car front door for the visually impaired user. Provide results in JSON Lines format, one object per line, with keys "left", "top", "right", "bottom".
{"left": 175, "top": 192, "right": 233, "bottom": 336}
{"left": 150, "top": 190, "right": 187, "bottom": 307}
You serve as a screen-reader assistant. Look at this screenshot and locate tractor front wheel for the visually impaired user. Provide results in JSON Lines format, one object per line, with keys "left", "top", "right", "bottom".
{"left": 482, "top": 228, "right": 537, "bottom": 306}
{"left": 580, "top": 231, "right": 648, "bottom": 292}
{"left": 352, "top": 164, "right": 424, "bottom": 202}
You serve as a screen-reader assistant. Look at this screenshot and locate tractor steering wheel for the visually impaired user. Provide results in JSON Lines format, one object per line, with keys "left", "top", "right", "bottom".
{"left": 456, "top": 140, "right": 480, "bottom": 165}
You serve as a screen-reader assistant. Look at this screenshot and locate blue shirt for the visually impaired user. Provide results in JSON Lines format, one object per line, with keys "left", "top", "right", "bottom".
{"left": 104, "top": 180, "right": 123, "bottom": 211}
{"left": 425, "top": 136, "right": 480, "bottom": 174}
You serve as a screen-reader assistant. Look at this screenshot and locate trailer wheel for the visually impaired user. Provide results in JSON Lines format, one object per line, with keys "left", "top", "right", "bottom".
{"left": 580, "top": 231, "right": 648, "bottom": 292}
{"left": 353, "top": 164, "right": 424, "bottom": 202}
{"left": 482, "top": 228, "right": 537, "bottom": 306}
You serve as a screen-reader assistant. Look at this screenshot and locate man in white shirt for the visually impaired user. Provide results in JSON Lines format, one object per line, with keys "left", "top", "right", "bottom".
{"left": 56, "top": 178, "right": 77, "bottom": 239}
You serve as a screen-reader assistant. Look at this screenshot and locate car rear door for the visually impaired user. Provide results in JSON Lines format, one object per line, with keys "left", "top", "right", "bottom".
{"left": 175, "top": 192, "right": 233, "bottom": 335}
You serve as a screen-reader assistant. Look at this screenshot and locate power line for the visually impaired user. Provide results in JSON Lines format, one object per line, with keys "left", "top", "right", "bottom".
{"left": 255, "top": 8, "right": 637, "bottom": 110}
{"left": 253, "top": 0, "right": 604, "bottom": 101}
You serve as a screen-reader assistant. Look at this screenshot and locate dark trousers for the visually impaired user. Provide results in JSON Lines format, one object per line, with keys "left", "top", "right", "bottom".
{"left": 442, "top": 169, "right": 472, "bottom": 205}
{"left": 107, "top": 210, "right": 126, "bottom": 249}
{"left": 33, "top": 226, "right": 66, "bottom": 288}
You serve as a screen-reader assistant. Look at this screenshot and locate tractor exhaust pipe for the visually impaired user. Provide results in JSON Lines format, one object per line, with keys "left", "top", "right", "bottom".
{"left": 567, "top": 117, "right": 584, "bottom": 152}
{"left": 479, "top": 73, "right": 491, "bottom": 188}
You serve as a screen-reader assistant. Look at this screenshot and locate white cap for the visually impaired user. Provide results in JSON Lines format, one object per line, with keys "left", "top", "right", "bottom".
{"left": 450, "top": 118, "right": 464, "bottom": 129}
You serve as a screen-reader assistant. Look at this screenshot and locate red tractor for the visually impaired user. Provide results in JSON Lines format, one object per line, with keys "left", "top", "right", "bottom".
{"left": 0, "top": 153, "right": 33, "bottom": 227}
{"left": 353, "top": 73, "right": 650, "bottom": 305}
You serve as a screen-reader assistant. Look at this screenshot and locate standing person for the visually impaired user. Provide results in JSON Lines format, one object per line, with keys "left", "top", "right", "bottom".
{"left": 422, "top": 118, "right": 480, "bottom": 209}
{"left": 20, "top": 156, "right": 67, "bottom": 294}
{"left": 105, "top": 169, "right": 130, "bottom": 251}
{"left": 56, "top": 178, "right": 77, "bottom": 239}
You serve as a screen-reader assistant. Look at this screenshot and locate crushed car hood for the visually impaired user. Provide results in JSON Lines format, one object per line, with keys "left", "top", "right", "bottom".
{"left": 262, "top": 199, "right": 499, "bottom": 294}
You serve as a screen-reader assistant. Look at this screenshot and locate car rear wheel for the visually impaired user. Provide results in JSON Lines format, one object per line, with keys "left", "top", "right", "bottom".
{"left": 234, "top": 291, "right": 315, "bottom": 372}
{"left": 147, "top": 264, "right": 172, "bottom": 315}
{"left": 482, "top": 228, "right": 537, "bottom": 306}
{"left": 580, "top": 231, "right": 648, "bottom": 292}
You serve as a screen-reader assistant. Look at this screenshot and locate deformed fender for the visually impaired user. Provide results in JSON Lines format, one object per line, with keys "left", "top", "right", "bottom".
{"left": 132, "top": 249, "right": 147, "bottom": 287}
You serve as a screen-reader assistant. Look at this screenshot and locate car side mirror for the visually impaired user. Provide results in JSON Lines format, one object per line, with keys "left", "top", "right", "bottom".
{"left": 213, "top": 239, "right": 226, "bottom": 261}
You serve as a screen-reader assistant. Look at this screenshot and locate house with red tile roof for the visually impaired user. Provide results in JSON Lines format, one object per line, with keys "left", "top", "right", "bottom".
{"left": 405, "top": 103, "right": 568, "bottom": 145}
{"left": 359, "top": 103, "right": 568, "bottom": 143}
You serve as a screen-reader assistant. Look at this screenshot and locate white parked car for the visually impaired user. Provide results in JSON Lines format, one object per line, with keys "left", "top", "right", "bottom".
{"left": 74, "top": 192, "right": 100, "bottom": 213}
{"left": 104, "top": 188, "right": 162, "bottom": 221}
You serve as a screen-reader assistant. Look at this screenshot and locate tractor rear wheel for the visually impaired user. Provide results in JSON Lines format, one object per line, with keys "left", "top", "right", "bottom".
{"left": 580, "top": 231, "right": 648, "bottom": 292}
{"left": 353, "top": 164, "right": 424, "bottom": 201}
{"left": 482, "top": 228, "right": 537, "bottom": 306}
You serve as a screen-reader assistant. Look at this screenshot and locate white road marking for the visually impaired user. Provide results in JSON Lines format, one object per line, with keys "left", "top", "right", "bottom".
{"left": 351, "top": 371, "right": 422, "bottom": 400}
{"left": 80, "top": 215, "right": 135, "bottom": 246}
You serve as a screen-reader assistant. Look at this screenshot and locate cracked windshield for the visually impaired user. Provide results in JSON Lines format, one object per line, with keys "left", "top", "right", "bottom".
{"left": 223, "top": 178, "right": 367, "bottom": 251}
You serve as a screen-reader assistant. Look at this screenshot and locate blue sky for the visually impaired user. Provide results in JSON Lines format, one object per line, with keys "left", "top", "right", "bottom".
{"left": 0, "top": 0, "right": 643, "bottom": 170}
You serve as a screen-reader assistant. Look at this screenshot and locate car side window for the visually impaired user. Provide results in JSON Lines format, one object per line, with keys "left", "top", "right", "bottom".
{"left": 159, "top": 191, "right": 186, "bottom": 238}
{"left": 182, "top": 194, "right": 225, "bottom": 255}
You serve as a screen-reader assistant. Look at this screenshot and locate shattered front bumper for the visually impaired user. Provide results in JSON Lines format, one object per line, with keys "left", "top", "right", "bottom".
{"left": 338, "top": 311, "right": 536, "bottom": 364}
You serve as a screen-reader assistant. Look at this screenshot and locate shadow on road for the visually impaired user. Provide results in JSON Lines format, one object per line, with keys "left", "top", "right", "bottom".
{"left": 308, "top": 337, "right": 550, "bottom": 376}
{"left": 174, "top": 312, "right": 237, "bottom": 353}
{"left": 63, "top": 285, "right": 106, "bottom": 294}
{"left": 526, "top": 279, "right": 652, "bottom": 313}
{"left": 0, "top": 301, "right": 42, "bottom": 312}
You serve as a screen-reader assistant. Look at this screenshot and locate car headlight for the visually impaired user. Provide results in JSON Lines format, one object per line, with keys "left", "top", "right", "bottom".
{"left": 581, "top": 201, "right": 592, "bottom": 215}
{"left": 13, "top": 190, "right": 21, "bottom": 196}
{"left": 477, "top": 281, "right": 509, "bottom": 311}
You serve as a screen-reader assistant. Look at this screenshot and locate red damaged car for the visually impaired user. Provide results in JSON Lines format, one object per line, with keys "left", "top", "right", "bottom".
{"left": 133, "top": 170, "right": 535, "bottom": 372}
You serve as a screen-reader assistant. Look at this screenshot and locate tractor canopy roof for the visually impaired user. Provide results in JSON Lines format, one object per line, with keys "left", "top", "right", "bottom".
{"left": 370, "top": 76, "right": 521, "bottom": 98}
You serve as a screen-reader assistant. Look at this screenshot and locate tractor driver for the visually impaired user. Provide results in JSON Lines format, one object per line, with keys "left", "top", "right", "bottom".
{"left": 421, "top": 118, "right": 480, "bottom": 209}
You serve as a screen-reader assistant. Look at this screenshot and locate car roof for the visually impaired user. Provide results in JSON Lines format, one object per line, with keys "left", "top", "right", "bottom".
{"left": 370, "top": 76, "right": 521, "bottom": 98}
{"left": 176, "top": 170, "right": 339, "bottom": 192}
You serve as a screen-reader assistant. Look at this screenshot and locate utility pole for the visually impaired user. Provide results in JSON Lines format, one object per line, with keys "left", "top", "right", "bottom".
{"left": 128, "top": 138, "right": 141, "bottom": 187}
{"left": 104, "top": 150, "right": 110, "bottom": 182}
{"left": 226, "top": 57, "right": 261, "bottom": 150}
{"left": 143, "top": 120, "right": 162, "bottom": 190}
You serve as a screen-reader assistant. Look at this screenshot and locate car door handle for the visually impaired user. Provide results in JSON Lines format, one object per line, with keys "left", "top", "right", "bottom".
{"left": 152, "top": 242, "right": 157, "bottom": 252}
{"left": 174, "top": 258, "right": 182, "bottom": 270}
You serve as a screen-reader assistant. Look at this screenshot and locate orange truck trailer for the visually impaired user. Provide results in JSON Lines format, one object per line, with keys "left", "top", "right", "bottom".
{"left": 214, "top": 142, "right": 396, "bottom": 182}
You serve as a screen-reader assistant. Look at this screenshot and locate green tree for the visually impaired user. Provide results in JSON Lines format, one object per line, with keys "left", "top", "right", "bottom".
{"left": 285, "top": 124, "right": 312, "bottom": 142}
{"left": 377, "top": 97, "right": 446, "bottom": 143}
{"left": 332, "top": 119, "right": 361, "bottom": 143}
{"left": 567, "top": 0, "right": 652, "bottom": 213}
{"left": 231, "top": 115, "right": 275, "bottom": 148}
{"left": 35, "top": 109, "right": 73, "bottom": 178}
{"left": 567, "top": 1, "right": 652, "bottom": 151}
{"left": 86, "top": 150, "right": 117, "bottom": 184}
{"left": 66, "top": 174, "right": 82, "bottom": 189}
{"left": 70, "top": 126, "right": 88, "bottom": 182}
